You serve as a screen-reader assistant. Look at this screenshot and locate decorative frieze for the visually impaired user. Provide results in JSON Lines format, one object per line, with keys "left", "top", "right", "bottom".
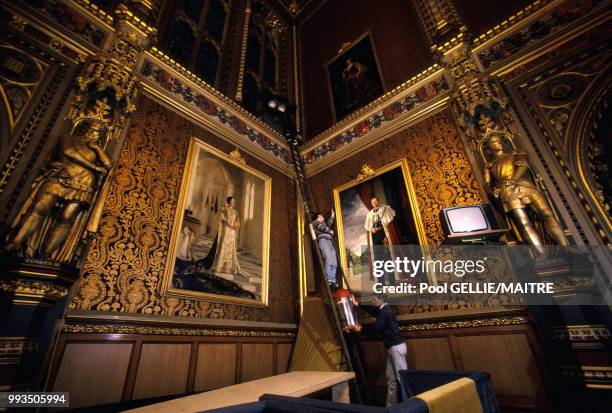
{"left": 25, "top": 0, "right": 108, "bottom": 47}
{"left": 400, "top": 315, "right": 528, "bottom": 332}
{"left": 62, "top": 322, "right": 296, "bottom": 337}
{"left": 141, "top": 58, "right": 291, "bottom": 164}
{"left": 301, "top": 71, "right": 449, "bottom": 166}
{"left": 475, "top": 0, "right": 607, "bottom": 70}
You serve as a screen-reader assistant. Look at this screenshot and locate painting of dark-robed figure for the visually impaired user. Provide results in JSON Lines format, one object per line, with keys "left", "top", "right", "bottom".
{"left": 326, "top": 32, "right": 385, "bottom": 121}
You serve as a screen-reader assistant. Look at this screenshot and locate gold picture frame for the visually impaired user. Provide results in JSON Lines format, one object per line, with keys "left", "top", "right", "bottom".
{"left": 333, "top": 159, "right": 433, "bottom": 289}
{"left": 325, "top": 30, "right": 387, "bottom": 122}
{"left": 161, "top": 136, "right": 272, "bottom": 306}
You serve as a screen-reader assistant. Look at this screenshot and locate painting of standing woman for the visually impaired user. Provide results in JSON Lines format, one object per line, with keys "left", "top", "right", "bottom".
{"left": 162, "top": 138, "right": 271, "bottom": 305}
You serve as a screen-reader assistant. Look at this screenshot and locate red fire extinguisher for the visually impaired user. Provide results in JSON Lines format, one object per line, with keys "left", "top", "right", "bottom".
{"left": 335, "top": 288, "right": 358, "bottom": 331}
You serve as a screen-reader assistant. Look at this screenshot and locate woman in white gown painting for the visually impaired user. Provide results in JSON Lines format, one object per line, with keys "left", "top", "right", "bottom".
{"left": 211, "top": 196, "right": 242, "bottom": 275}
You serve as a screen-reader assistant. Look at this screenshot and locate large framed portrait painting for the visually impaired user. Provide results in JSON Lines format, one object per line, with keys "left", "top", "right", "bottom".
{"left": 334, "top": 160, "right": 427, "bottom": 294}
{"left": 162, "top": 138, "right": 271, "bottom": 306}
{"left": 326, "top": 31, "right": 385, "bottom": 121}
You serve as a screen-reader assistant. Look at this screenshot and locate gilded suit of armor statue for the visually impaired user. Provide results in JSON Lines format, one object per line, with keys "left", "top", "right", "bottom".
{"left": 4, "top": 119, "right": 112, "bottom": 262}
{"left": 483, "top": 132, "right": 569, "bottom": 253}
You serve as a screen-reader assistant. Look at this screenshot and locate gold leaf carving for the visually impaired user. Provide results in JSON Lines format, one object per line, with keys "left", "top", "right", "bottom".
{"left": 229, "top": 148, "right": 246, "bottom": 164}
{"left": 62, "top": 323, "right": 296, "bottom": 337}
{"left": 0, "top": 280, "right": 68, "bottom": 298}
{"left": 399, "top": 316, "right": 528, "bottom": 331}
{"left": 356, "top": 164, "right": 375, "bottom": 181}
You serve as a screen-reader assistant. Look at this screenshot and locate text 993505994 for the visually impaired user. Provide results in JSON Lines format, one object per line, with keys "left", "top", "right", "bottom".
{"left": 0, "top": 392, "right": 69, "bottom": 407}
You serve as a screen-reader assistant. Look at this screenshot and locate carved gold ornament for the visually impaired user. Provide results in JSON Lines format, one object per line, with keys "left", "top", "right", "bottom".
{"left": 0, "top": 338, "right": 40, "bottom": 356}
{"left": 62, "top": 323, "right": 296, "bottom": 337}
{"left": 356, "top": 164, "right": 375, "bottom": 181}
{"left": 399, "top": 315, "right": 528, "bottom": 331}
{"left": 264, "top": 11, "right": 286, "bottom": 39}
{"left": 229, "top": 148, "right": 247, "bottom": 164}
{"left": 288, "top": 0, "right": 299, "bottom": 17}
{"left": 9, "top": 15, "right": 27, "bottom": 31}
{"left": 49, "top": 38, "right": 64, "bottom": 52}
{"left": 4, "top": 113, "right": 113, "bottom": 263}
{"left": 0, "top": 280, "right": 69, "bottom": 301}
{"left": 553, "top": 325, "right": 610, "bottom": 343}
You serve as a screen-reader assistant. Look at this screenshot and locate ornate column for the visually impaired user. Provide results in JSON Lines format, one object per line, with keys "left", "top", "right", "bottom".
{"left": 235, "top": 0, "right": 252, "bottom": 102}
{"left": 413, "top": 0, "right": 574, "bottom": 251}
{"left": 0, "top": 3, "right": 155, "bottom": 391}
{"left": 412, "top": 1, "right": 611, "bottom": 407}
{"left": 412, "top": 0, "right": 467, "bottom": 52}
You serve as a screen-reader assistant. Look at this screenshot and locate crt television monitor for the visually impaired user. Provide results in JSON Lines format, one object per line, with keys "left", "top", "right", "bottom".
{"left": 440, "top": 204, "right": 498, "bottom": 236}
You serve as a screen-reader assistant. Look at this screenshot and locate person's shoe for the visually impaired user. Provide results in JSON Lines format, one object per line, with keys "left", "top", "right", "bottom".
{"left": 328, "top": 281, "right": 339, "bottom": 292}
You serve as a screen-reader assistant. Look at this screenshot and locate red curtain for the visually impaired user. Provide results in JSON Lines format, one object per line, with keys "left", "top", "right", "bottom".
{"left": 355, "top": 181, "right": 375, "bottom": 210}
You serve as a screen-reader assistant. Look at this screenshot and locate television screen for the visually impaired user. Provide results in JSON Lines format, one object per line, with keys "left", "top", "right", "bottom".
{"left": 445, "top": 206, "right": 489, "bottom": 233}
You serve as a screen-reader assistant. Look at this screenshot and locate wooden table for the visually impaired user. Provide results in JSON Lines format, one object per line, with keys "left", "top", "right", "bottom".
{"left": 124, "top": 371, "right": 356, "bottom": 412}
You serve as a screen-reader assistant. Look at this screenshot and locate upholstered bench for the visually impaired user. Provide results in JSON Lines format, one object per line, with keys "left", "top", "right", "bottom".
{"left": 400, "top": 370, "right": 499, "bottom": 413}
{"left": 203, "top": 394, "right": 428, "bottom": 413}
{"left": 203, "top": 370, "right": 498, "bottom": 413}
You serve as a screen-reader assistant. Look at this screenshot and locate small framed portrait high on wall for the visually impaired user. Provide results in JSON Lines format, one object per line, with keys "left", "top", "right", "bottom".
{"left": 326, "top": 31, "right": 385, "bottom": 121}
{"left": 161, "top": 137, "right": 272, "bottom": 306}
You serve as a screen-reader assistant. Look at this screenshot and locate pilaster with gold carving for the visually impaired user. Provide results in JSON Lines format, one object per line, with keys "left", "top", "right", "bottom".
{"left": 411, "top": 0, "right": 468, "bottom": 55}
{"left": 0, "top": 2, "right": 156, "bottom": 391}
{"left": 413, "top": 0, "right": 612, "bottom": 404}
{"left": 235, "top": 0, "right": 252, "bottom": 102}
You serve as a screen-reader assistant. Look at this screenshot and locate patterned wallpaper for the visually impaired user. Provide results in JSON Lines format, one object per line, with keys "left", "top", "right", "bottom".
{"left": 70, "top": 97, "right": 297, "bottom": 323}
{"left": 309, "top": 109, "right": 483, "bottom": 246}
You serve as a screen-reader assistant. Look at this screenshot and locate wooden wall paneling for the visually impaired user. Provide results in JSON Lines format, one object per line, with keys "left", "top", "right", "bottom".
{"left": 405, "top": 336, "right": 455, "bottom": 370}
{"left": 240, "top": 343, "right": 274, "bottom": 382}
{"left": 132, "top": 342, "right": 191, "bottom": 400}
{"left": 276, "top": 342, "right": 293, "bottom": 374}
{"left": 194, "top": 342, "right": 238, "bottom": 392}
{"left": 273, "top": 342, "right": 278, "bottom": 376}
{"left": 52, "top": 342, "right": 133, "bottom": 408}
{"left": 454, "top": 331, "right": 548, "bottom": 405}
{"left": 360, "top": 339, "right": 388, "bottom": 389}
{"left": 122, "top": 338, "right": 143, "bottom": 401}
{"left": 356, "top": 312, "right": 553, "bottom": 411}
{"left": 187, "top": 342, "right": 198, "bottom": 392}
{"left": 47, "top": 333, "right": 295, "bottom": 409}
{"left": 447, "top": 333, "right": 464, "bottom": 370}
{"left": 236, "top": 341, "right": 243, "bottom": 383}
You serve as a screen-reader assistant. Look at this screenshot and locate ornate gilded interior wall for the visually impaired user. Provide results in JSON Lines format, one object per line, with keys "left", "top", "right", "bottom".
{"left": 70, "top": 96, "right": 298, "bottom": 323}
{"left": 502, "top": 31, "right": 612, "bottom": 247}
{"left": 309, "top": 108, "right": 483, "bottom": 246}
{"left": 0, "top": 21, "right": 79, "bottom": 227}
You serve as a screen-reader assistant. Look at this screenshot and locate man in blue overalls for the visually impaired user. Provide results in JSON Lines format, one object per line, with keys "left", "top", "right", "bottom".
{"left": 312, "top": 209, "right": 338, "bottom": 290}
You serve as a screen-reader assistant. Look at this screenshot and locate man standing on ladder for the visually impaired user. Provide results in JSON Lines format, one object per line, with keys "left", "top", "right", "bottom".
{"left": 312, "top": 209, "right": 339, "bottom": 290}
{"left": 354, "top": 293, "right": 407, "bottom": 407}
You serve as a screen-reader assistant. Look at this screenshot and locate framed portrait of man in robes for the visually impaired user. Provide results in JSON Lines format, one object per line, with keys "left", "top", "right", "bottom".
{"left": 326, "top": 31, "right": 385, "bottom": 121}
{"left": 333, "top": 160, "right": 428, "bottom": 293}
{"left": 161, "top": 137, "right": 271, "bottom": 306}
